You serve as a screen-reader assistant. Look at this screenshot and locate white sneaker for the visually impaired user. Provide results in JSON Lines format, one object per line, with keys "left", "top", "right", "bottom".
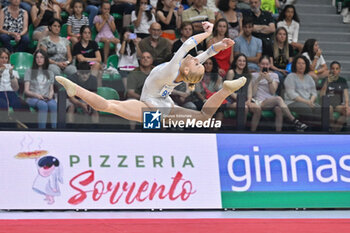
{"left": 341, "top": 8, "right": 349, "bottom": 16}
{"left": 343, "top": 13, "right": 350, "bottom": 23}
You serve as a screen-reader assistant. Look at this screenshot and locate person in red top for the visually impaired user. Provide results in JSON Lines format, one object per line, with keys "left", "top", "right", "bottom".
{"left": 207, "top": 18, "right": 233, "bottom": 77}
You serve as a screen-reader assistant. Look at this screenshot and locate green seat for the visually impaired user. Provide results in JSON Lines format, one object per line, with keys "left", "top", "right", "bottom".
{"left": 97, "top": 87, "right": 120, "bottom": 115}
{"left": 10, "top": 52, "right": 34, "bottom": 79}
{"left": 61, "top": 11, "right": 69, "bottom": 19}
{"left": 0, "top": 39, "right": 17, "bottom": 48}
{"left": 102, "top": 55, "right": 121, "bottom": 81}
{"left": 261, "top": 110, "right": 275, "bottom": 118}
{"left": 333, "top": 111, "right": 341, "bottom": 120}
{"left": 28, "top": 24, "right": 38, "bottom": 49}
{"left": 224, "top": 109, "right": 236, "bottom": 118}
{"left": 60, "top": 24, "right": 68, "bottom": 38}
{"left": 112, "top": 13, "right": 122, "bottom": 20}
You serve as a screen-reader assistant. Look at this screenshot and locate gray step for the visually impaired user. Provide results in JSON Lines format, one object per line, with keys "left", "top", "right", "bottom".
{"left": 295, "top": 4, "right": 336, "bottom": 14}
{"left": 297, "top": 0, "right": 332, "bottom": 4}
{"left": 324, "top": 53, "right": 350, "bottom": 62}
{"left": 311, "top": 41, "right": 350, "bottom": 52}
{"left": 300, "top": 23, "right": 350, "bottom": 33}
{"left": 299, "top": 13, "right": 343, "bottom": 24}
{"left": 299, "top": 31, "right": 350, "bottom": 42}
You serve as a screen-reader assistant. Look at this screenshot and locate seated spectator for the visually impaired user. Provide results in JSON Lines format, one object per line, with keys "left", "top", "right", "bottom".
{"left": 234, "top": 16, "right": 262, "bottom": 72}
{"left": 20, "top": 0, "right": 37, "bottom": 20}
{"left": 39, "top": 18, "right": 77, "bottom": 77}
{"left": 172, "top": 22, "right": 205, "bottom": 57}
{"left": 156, "top": 0, "right": 183, "bottom": 41}
{"left": 73, "top": 25, "right": 102, "bottom": 86}
{"left": 237, "top": 0, "right": 250, "bottom": 9}
{"left": 51, "top": 0, "right": 71, "bottom": 14}
{"left": 207, "top": 18, "right": 233, "bottom": 77}
{"left": 110, "top": 0, "right": 136, "bottom": 28}
{"left": 66, "top": 62, "right": 99, "bottom": 123}
{"left": 216, "top": 0, "right": 242, "bottom": 40}
{"left": 117, "top": 27, "right": 140, "bottom": 90}
{"left": 301, "top": 38, "right": 329, "bottom": 82}
{"left": 94, "top": 1, "right": 120, "bottom": 66}
{"left": 244, "top": 0, "right": 275, "bottom": 57}
{"left": 137, "top": 22, "right": 171, "bottom": 65}
{"left": 269, "top": 27, "right": 294, "bottom": 94}
{"left": 251, "top": 55, "right": 308, "bottom": 131}
{"left": 84, "top": 0, "right": 99, "bottom": 27}
{"left": 0, "top": 48, "right": 22, "bottom": 111}
{"left": 67, "top": 0, "right": 89, "bottom": 46}
{"left": 0, "top": 0, "right": 29, "bottom": 53}
{"left": 131, "top": 0, "right": 156, "bottom": 39}
{"left": 284, "top": 55, "right": 321, "bottom": 124}
{"left": 277, "top": 5, "right": 303, "bottom": 52}
{"left": 171, "top": 82, "right": 197, "bottom": 110}
{"left": 126, "top": 51, "right": 153, "bottom": 129}
{"left": 30, "top": 0, "right": 61, "bottom": 41}
{"left": 182, "top": 0, "right": 215, "bottom": 34}
{"left": 24, "top": 49, "right": 57, "bottom": 129}
{"left": 226, "top": 53, "right": 261, "bottom": 131}
{"left": 320, "top": 61, "right": 350, "bottom": 132}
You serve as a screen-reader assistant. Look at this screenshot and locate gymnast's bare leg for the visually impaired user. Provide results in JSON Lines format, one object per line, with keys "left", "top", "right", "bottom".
{"left": 56, "top": 76, "right": 246, "bottom": 123}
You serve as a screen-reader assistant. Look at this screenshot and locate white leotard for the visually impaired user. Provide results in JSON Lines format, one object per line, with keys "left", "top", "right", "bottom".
{"left": 140, "top": 37, "right": 218, "bottom": 116}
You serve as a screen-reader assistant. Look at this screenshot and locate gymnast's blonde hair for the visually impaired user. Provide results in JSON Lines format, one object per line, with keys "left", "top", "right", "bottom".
{"left": 183, "top": 70, "right": 204, "bottom": 91}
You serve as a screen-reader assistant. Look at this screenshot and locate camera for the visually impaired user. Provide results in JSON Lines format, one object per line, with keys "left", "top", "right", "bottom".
{"left": 262, "top": 67, "right": 268, "bottom": 73}
{"left": 128, "top": 33, "right": 137, "bottom": 40}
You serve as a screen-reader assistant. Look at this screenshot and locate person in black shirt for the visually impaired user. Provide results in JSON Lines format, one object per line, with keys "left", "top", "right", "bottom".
{"left": 320, "top": 61, "right": 350, "bottom": 131}
{"left": 172, "top": 22, "right": 204, "bottom": 57}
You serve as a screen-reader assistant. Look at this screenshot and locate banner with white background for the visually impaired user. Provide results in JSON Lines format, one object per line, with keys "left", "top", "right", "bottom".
{"left": 0, "top": 131, "right": 221, "bottom": 209}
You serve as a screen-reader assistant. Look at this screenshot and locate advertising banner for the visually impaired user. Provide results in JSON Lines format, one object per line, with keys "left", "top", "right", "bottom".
{"left": 0, "top": 132, "right": 221, "bottom": 209}
{"left": 217, "top": 134, "right": 350, "bottom": 208}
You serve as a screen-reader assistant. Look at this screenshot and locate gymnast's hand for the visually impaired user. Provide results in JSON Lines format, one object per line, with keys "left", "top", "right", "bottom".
{"left": 213, "top": 38, "right": 235, "bottom": 52}
{"left": 202, "top": 21, "right": 213, "bottom": 34}
{"left": 221, "top": 38, "right": 235, "bottom": 48}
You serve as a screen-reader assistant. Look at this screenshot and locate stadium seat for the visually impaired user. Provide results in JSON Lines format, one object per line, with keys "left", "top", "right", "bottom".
{"left": 102, "top": 54, "right": 121, "bottom": 81}
{"left": 60, "top": 24, "right": 68, "bottom": 38}
{"left": 10, "top": 52, "right": 34, "bottom": 79}
{"left": 28, "top": 24, "right": 38, "bottom": 49}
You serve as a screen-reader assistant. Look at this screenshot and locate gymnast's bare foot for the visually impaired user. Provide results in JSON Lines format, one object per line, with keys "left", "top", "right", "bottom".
{"left": 223, "top": 77, "right": 247, "bottom": 93}
{"left": 55, "top": 76, "right": 77, "bottom": 97}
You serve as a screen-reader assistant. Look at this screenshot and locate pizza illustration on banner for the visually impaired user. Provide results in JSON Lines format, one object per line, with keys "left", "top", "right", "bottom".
{"left": 15, "top": 150, "right": 48, "bottom": 159}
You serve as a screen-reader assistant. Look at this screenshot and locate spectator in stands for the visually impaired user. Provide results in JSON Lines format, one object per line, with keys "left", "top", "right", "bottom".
{"left": 51, "top": 0, "right": 71, "bottom": 14}
{"left": 172, "top": 22, "right": 205, "bottom": 57}
{"left": 93, "top": 1, "right": 120, "bottom": 66}
{"left": 251, "top": 55, "right": 308, "bottom": 131}
{"left": 284, "top": 55, "right": 321, "bottom": 124}
{"left": 245, "top": 0, "right": 275, "bottom": 57}
{"left": 0, "top": 0, "right": 29, "bottom": 53}
{"left": 39, "top": 18, "right": 77, "bottom": 77}
{"left": 182, "top": 0, "right": 215, "bottom": 34}
{"left": 237, "top": 0, "right": 250, "bottom": 10}
{"left": 234, "top": 16, "right": 262, "bottom": 72}
{"left": 226, "top": 53, "right": 261, "bottom": 131}
{"left": 207, "top": 18, "right": 234, "bottom": 77}
{"left": 30, "top": 0, "right": 61, "bottom": 42}
{"left": 126, "top": 51, "right": 153, "bottom": 129}
{"left": 117, "top": 27, "right": 139, "bottom": 91}
{"left": 269, "top": 27, "right": 294, "bottom": 95}
{"left": 131, "top": 0, "right": 156, "bottom": 39}
{"left": 276, "top": 4, "right": 302, "bottom": 52}
{"left": 171, "top": 82, "right": 197, "bottom": 110}
{"left": 301, "top": 38, "right": 329, "bottom": 82}
{"left": 137, "top": 22, "right": 171, "bottom": 65}
{"left": 66, "top": 61, "right": 99, "bottom": 123}
{"left": 320, "top": 61, "right": 350, "bottom": 132}
{"left": 73, "top": 25, "right": 102, "bottom": 86}
{"left": 84, "top": 0, "right": 99, "bottom": 27}
{"left": 24, "top": 49, "right": 57, "bottom": 129}
{"left": 156, "top": 0, "right": 183, "bottom": 41}
{"left": 111, "top": 0, "right": 136, "bottom": 28}
{"left": 1, "top": 0, "right": 35, "bottom": 16}
{"left": 0, "top": 48, "right": 22, "bottom": 111}
{"left": 193, "top": 57, "right": 225, "bottom": 122}
{"left": 216, "top": 0, "right": 242, "bottom": 40}
{"left": 67, "top": 0, "right": 89, "bottom": 46}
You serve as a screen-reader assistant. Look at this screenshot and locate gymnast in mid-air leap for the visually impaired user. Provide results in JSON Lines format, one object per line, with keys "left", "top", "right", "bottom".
{"left": 56, "top": 21, "right": 246, "bottom": 123}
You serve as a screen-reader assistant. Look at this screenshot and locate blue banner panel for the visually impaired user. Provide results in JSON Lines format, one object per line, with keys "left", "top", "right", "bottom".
{"left": 217, "top": 134, "right": 350, "bottom": 192}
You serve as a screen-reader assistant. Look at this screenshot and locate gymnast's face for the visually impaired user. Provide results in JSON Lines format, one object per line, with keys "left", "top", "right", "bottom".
{"left": 182, "top": 55, "right": 205, "bottom": 76}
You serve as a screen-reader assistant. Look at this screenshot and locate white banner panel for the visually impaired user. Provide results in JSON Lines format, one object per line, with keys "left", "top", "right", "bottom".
{"left": 0, "top": 132, "right": 221, "bottom": 209}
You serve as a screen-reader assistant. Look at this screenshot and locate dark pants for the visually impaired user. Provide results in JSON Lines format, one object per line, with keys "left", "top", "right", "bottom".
{"left": 0, "top": 34, "right": 29, "bottom": 53}
{"left": 0, "top": 91, "right": 22, "bottom": 110}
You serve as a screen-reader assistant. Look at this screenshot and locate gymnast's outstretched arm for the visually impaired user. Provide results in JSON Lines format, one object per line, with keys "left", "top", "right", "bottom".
{"left": 196, "top": 38, "right": 235, "bottom": 64}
